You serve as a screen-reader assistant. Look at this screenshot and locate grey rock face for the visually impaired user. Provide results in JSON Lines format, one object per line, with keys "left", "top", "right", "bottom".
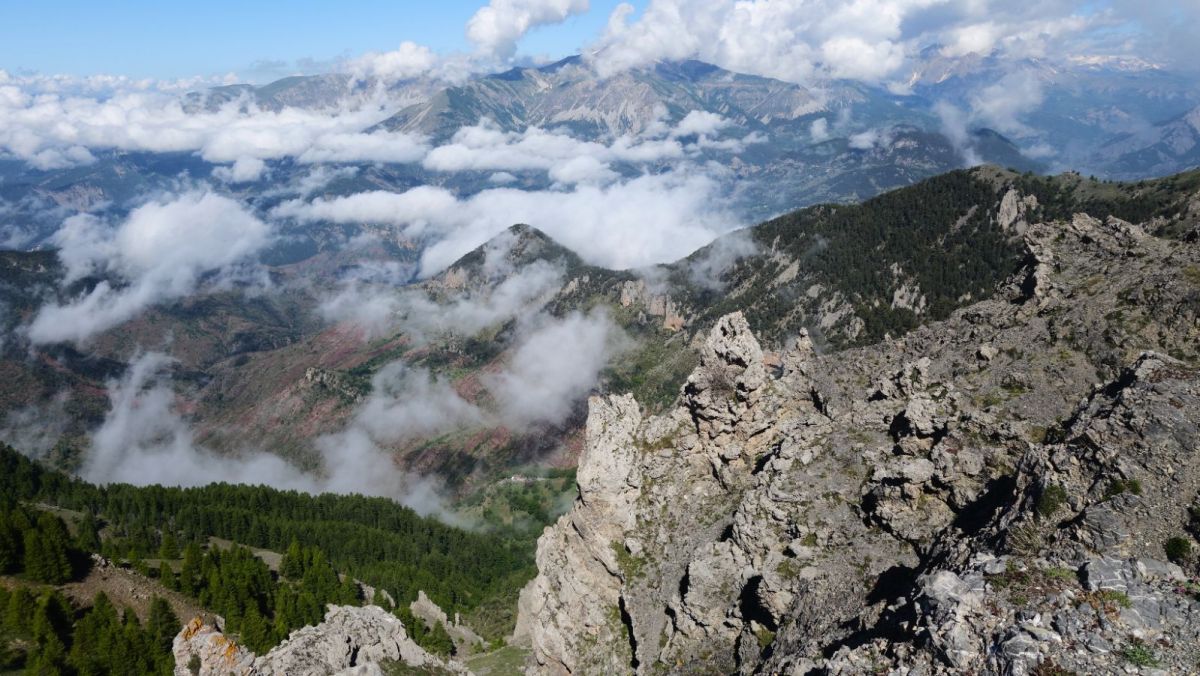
{"left": 173, "top": 605, "right": 466, "bottom": 676}
{"left": 518, "top": 200, "right": 1200, "bottom": 674}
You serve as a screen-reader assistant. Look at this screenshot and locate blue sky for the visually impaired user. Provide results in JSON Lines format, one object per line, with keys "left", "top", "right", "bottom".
{"left": 0, "top": 0, "right": 639, "bottom": 81}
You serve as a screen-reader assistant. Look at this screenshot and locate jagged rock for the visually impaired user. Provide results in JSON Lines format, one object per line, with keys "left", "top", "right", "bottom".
{"left": 173, "top": 606, "right": 466, "bottom": 676}
{"left": 997, "top": 188, "right": 1038, "bottom": 233}
{"left": 518, "top": 206, "right": 1200, "bottom": 674}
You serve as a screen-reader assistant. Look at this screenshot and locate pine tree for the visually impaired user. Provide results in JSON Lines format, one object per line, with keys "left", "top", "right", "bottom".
{"left": 158, "top": 561, "right": 176, "bottom": 591}
{"left": 157, "top": 533, "right": 179, "bottom": 560}
{"left": 26, "top": 592, "right": 71, "bottom": 676}
{"left": 179, "top": 542, "right": 202, "bottom": 596}
{"left": 281, "top": 538, "right": 303, "bottom": 580}
{"left": 4, "top": 586, "right": 34, "bottom": 636}
{"left": 0, "top": 510, "right": 20, "bottom": 573}
{"left": 239, "top": 605, "right": 271, "bottom": 655}
{"left": 146, "top": 596, "right": 179, "bottom": 654}
{"left": 74, "top": 512, "right": 101, "bottom": 554}
{"left": 67, "top": 592, "right": 118, "bottom": 676}
{"left": 22, "top": 528, "right": 71, "bottom": 585}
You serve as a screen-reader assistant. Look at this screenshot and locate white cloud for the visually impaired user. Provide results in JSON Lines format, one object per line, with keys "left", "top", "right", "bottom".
{"left": 348, "top": 41, "right": 439, "bottom": 82}
{"left": 79, "top": 310, "right": 624, "bottom": 513}
{"left": 672, "top": 110, "right": 731, "bottom": 138}
{"left": 311, "top": 309, "right": 626, "bottom": 504}
{"left": 321, "top": 231, "right": 563, "bottom": 341}
{"left": 82, "top": 352, "right": 449, "bottom": 514}
{"left": 934, "top": 100, "right": 983, "bottom": 166}
{"left": 84, "top": 352, "right": 313, "bottom": 489}
{"left": 484, "top": 310, "right": 628, "bottom": 427}
{"left": 418, "top": 114, "right": 750, "bottom": 187}
{"left": 941, "top": 22, "right": 1001, "bottom": 58}
{"left": 467, "top": 0, "right": 591, "bottom": 59}
{"left": 421, "top": 119, "right": 685, "bottom": 184}
{"left": 0, "top": 80, "right": 430, "bottom": 169}
{"left": 848, "top": 128, "right": 883, "bottom": 149}
{"left": 685, "top": 228, "right": 759, "bottom": 290}
{"left": 820, "top": 35, "right": 907, "bottom": 80}
{"left": 810, "top": 117, "right": 831, "bottom": 143}
{"left": 273, "top": 167, "right": 737, "bottom": 275}
{"left": 585, "top": 0, "right": 1185, "bottom": 85}
{"left": 968, "top": 69, "right": 1045, "bottom": 137}
{"left": 28, "top": 192, "right": 272, "bottom": 344}
{"left": 213, "top": 156, "right": 267, "bottom": 183}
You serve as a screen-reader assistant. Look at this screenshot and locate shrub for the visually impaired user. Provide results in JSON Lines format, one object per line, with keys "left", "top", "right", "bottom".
{"left": 1104, "top": 478, "right": 1142, "bottom": 498}
{"left": 1120, "top": 638, "right": 1159, "bottom": 667}
{"left": 1036, "top": 485, "right": 1069, "bottom": 518}
{"left": 1164, "top": 536, "right": 1192, "bottom": 564}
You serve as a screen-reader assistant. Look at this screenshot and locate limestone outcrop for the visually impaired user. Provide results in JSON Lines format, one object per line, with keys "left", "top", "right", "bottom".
{"left": 517, "top": 204, "right": 1200, "bottom": 674}
{"left": 173, "top": 605, "right": 467, "bottom": 676}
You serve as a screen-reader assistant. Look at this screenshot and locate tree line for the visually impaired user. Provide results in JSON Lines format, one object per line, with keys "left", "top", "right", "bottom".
{"left": 0, "top": 443, "right": 537, "bottom": 664}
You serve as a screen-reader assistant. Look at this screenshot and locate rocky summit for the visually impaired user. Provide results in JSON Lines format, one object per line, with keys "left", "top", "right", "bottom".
{"left": 515, "top": 204, "right": 1200, "bottom": 674}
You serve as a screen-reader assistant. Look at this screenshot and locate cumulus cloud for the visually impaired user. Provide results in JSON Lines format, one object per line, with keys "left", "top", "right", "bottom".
{"left": 322, "top": 362, "right": 486, "bottom": 449}
{"left": 27, "top": 192, "right": 272, "bottom": 344}
{"left": 0, "top": 394, "right": 71, "bottom": 458}
{"left": 586, "top": 0, "right": 1190, "bottom": 84}
{"left": 282, "top": 165, "right": 361, "bottom": 199}
{"left": 316, "top": 259, "right": 413, "bottom": 340}
{"left": 0, "top": 81, "right": 430, "bottom": 169}
{"left": 80, "top": 309, "right": 624, "bottom": 513}
{"left": 347, "top": 41, "right": 439, "bottom": 82}
{"left": 213, "top": 156, "right": 267, "bottom": 183}
{"left": 84, "top": 353, "right": 313, "bottom": 489}
{"left": 590, "top": 0, "right": 910, "bottom": 81}
{"left": 467, "top": 0, "right": 591, "bottom": 59}
{"left": 273, "top": 167, "right": 737, "bottom": 275}
{"left": 848, "top": 128, "right": 883, "bottom": 150}
{"left": 672, "top": 110, "right": 731, "bottom": 138}
{"left": 404, "top": 264, "right": 564, "bottom": 339}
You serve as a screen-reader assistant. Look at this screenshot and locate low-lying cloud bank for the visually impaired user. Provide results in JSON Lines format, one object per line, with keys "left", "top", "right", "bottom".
{"left": 27, "top": 192, "right": 272, "bottom": 344}
{"left": 314, "top": 306, "right": 626, "bottom": 467}
{"left": 0, "top": 76, "right": 430, "bottom": 170}
{"left": 80, "top": 306, "right": 625, "bottom": 514}
{"left": 276, "top": 166, "right": 736, "bottom": 275}
{"left": 83, "top": 351, "right": 453, "bottom": 515}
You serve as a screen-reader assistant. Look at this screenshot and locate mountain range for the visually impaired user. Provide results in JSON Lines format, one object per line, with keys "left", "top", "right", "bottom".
{"left": 2, "top": 45, "right": 1200, "bottom": 675}
{"left": 6, "top": 52, "right": 1198, "bottom": 255}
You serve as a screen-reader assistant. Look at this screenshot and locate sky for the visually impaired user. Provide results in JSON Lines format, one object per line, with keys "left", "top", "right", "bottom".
{"left": 2, "top": 0, "right": 1198, "bottom": 85}
{"left": 0, "top": 0, "right": 640, "bottom": 81}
